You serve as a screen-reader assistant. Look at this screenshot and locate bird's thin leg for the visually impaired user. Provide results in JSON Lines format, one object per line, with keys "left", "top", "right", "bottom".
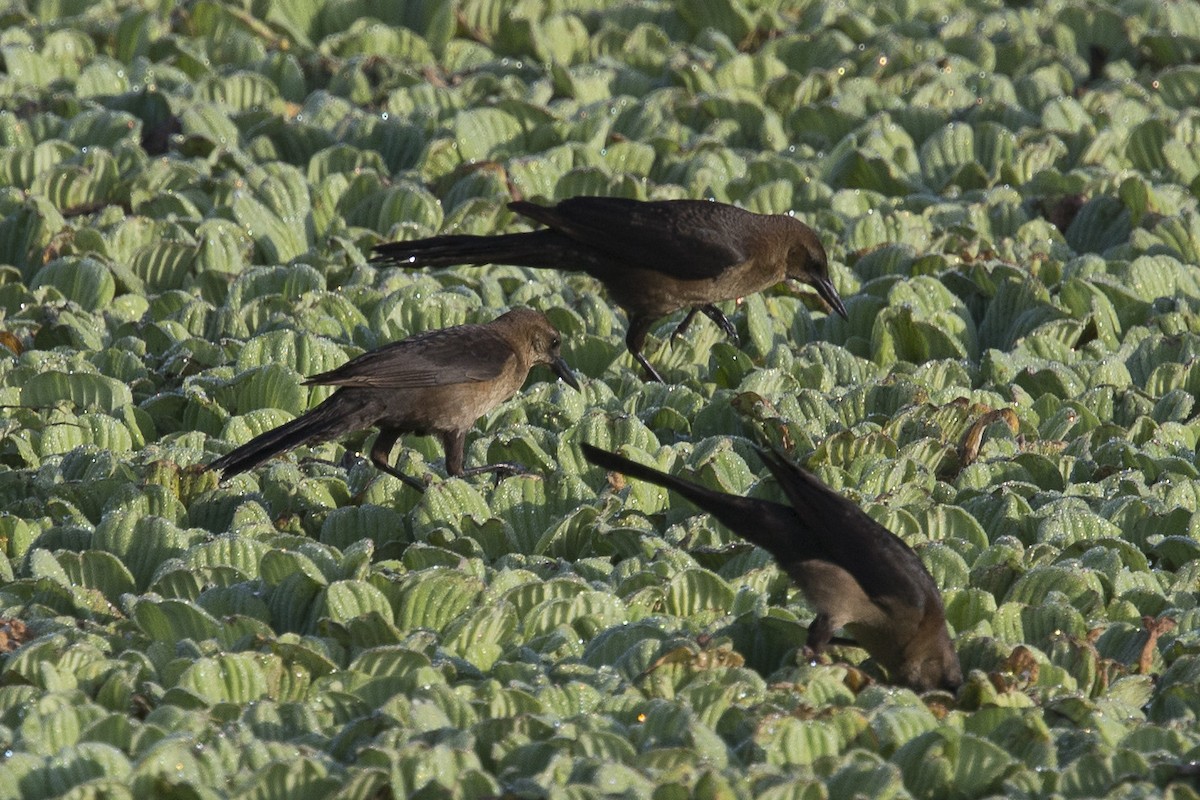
{"left": 442, "top": 430, "right": 467, "bottom": 477}
{"left": 803, "top": 612, "right": 835, "bottom": 660}
{"left": 700, "top": 304, "right": 739, "bottom": 343}
{"left": 443, "top": 430, "right": 530, "bottom": 485}
{"left": 634, "top": 352, "right": 665, "bottom": 383}
{"left": 460, "top": 462, "right": 533, "bottom": 480}
{"left": 626, "top": 318, "right": 665, "bottom": 383}
{"left": 670, "top": 307, "right": 703, "bottom": 343}
{"left": 369, "top": 428, "right": 426, "bottom": 492}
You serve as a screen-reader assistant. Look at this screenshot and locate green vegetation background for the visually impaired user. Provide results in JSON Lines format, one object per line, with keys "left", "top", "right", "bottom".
{"left": 0, "top": 0, "right": 1199, "bottom": 797}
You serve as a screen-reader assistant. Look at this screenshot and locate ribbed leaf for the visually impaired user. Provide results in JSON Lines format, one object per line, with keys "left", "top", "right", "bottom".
{"left": 395, "top": 569, "right": 484, "bottom": 633}
{"left": 175, "top": 653, "right": 286, "bottom": 704}
{"left": 22, "top": 371, "right": 132, "bottom": 413}
{"left": 443, "top": 601, "right": 517, "bottom": 671}
{"left": 318, "top": 580, "right": 394, "bottom": 623}
{"left": 30, "top": 258, "right": 115, "bottom": 311}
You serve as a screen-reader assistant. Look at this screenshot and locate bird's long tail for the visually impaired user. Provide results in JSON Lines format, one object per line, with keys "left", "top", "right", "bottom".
{"left": 371, "top": 231, "right": 564, "bottom": 269}
{"left": 208, "top": 393, "right": 374, "bottom": 478}
{"left": 581, "top": 443, "right": 797, "bottom": 557}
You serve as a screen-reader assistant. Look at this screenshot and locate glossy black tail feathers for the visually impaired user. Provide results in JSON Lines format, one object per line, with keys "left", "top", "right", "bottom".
{"left": 580, "top": 443, "right": 797, "bottom": 557}
{"left": 370, "top": 231, "right": 560, "bottom": 270}
{"left": 207, "top": 393, "right": 376, "bottom": 478}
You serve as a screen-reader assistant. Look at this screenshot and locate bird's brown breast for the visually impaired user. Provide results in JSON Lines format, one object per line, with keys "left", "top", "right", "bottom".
{"left": 601, "top": 256, "right": 785, "bottom": 317}
{"left": 367, "top": 364, "right": 526, "bottom": 435}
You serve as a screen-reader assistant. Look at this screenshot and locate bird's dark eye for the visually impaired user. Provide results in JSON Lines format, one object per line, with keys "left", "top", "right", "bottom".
{"left": 550, "top": 336, "right": 560, "bottom": 348}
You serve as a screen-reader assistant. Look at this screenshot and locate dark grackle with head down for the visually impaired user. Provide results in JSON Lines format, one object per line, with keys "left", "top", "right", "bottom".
{"left": 582, "top": 443, "right": 962, "bottom": 692}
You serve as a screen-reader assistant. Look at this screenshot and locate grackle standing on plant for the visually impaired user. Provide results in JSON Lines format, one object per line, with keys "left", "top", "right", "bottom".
{"left": 582, "top": 443, "right": 962, "bottom": 691}
{"left": 371, "top": 196, "right": 848, "bottom": 382}
{"left": 208, "top": 308, "right": 580, "bottom": 490}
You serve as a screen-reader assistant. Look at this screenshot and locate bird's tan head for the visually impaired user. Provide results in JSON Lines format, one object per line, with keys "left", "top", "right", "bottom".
{"left": 897, "top": 616, "right": 963, "bottom": 692}
{"left": 491, "top": 308, "right": 581, "bottom": 390}
{"left": 782, "top": 218, "right": 848, "bottom": 320}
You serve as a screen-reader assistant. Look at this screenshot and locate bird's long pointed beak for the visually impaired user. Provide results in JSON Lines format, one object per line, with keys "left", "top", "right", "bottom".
{"left": 813, "top": 276, "right": 849, "bottom": 320}
{"left": 551, "top": 356, "right": 581, "bottom": 390}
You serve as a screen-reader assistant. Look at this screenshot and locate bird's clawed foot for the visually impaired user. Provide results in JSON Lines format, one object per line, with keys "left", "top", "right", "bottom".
{"left": 340, "top": 450, "right": 429, "bottom": 492}
{"left": 460, "top": 461, "right": 537, "bottom": 487}
{"left": 670, "top": 307, "right": 702, "bottom": 344}
{"left": 803, "top": 614, "right": 834, "bottom": 661}
{"left": 375, "top": 460, "right": 538, "bottom": 492}
{"left": 800, "top": 645, "right": 826, "bottom": 665}
{"left": 670, "top": 305, "right": 739, "bottom": 346}
{"left": 634, "top": 351, "right": 666, "bottom": 383}
{"left": 701, "top": 304, "right": 738, "bottom": 343}
{"left": 377, "top": 463, "right": 430, "bottom": 493}
{"left": 301, "top": 455, "right": 348, "bottom": 471}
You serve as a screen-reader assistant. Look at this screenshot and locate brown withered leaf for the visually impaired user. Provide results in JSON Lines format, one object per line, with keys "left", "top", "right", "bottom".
{"left": 604, "top": 469, "right": 626, "bottom": 491}
{"left": 0, "top": 331, "right": 22, "bottom": 356}
{"left": 925, "top": 693, "right": 956, "bottom": 719}
{"left": 0, "top": 618, "right": 31, "bottom": 653}
{"left": 960, "top": 408, "right": 1020, "bottom": 466}
{"left": 637, "top": 639, "right": 745, "bottom": 682}
{"left": 1138, "top": 615, "right": 1175, "bottom": 675}
{"left": 841, "top": 664, "right": 872, "bottom": 693}
{"left": 1003, "top": 642, "right": 1041, "bottom": 690}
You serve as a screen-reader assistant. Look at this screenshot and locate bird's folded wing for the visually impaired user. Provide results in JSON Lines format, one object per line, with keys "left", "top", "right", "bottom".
{"left": 303, "top": 328, "right": 514, "bottom": 388}
{"left": 756, "top": 449, "right": 933, "bottom": 611}
{"left": 514, "top": 197, "right": 749, "bottom": 279}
